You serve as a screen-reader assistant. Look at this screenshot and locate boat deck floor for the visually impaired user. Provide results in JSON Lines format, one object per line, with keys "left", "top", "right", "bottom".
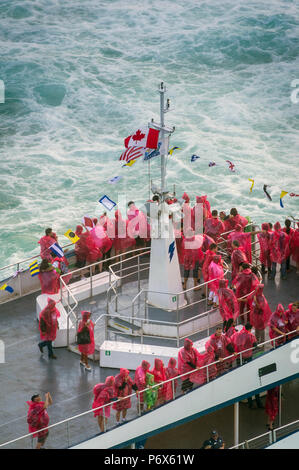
{"left": 0, "top": 267, "right": 298, "bottom": 448}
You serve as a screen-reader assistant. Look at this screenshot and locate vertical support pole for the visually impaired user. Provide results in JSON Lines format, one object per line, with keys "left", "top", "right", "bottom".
{"left": 138, "top": 255, "right": 140, "bottom": 292}
{"left": 172, "top": 379, "right": 175, "bottom": 400}
{"left": 234, "top": 402, "right": 239, "bottom": 448}
{"left": 176, "top": 296, "right": 179, "bottom": 347}
{"left": 66, "top": 421, "right": 70, "bottom": 448}
{"left": 17, "top": 263, "right": 22, "bottom": 297}
{"left": 279, "top": 385, "right": 282, "bottom": 428}
{"left": 90, "top": 265, "right": 92, "bottom": 297}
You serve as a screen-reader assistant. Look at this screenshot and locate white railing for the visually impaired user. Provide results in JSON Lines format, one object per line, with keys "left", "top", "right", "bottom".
{"left": 1, "top": 331, "right": 297, "bottom": 449}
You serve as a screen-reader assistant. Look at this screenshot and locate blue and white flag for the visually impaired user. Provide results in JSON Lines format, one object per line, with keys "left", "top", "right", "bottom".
{"left": 191, "top": 154, "right": 200, "bottom": 162}
{"left": 49, "top": 242, "right": 64, "bottom": 258}
{"left": 144, "top": 142, "right": 162, "bottom": 161}
{"left": 108, "top": 175, "right": 122, "bottom": 184}
{"left": 99, "top": 195, "right": 117, "bottom": 211}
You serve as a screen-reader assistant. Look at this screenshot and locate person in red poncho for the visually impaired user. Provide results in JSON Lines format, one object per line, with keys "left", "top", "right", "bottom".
{"left": 218, "top": 279, "right": 239, "bottom": 324}
{"left": 92, "top": 376, "right": 115, "bottom": 432}
{"left": 112, "top": 210, "right": 136, "bottom": 261}
{"left": 38, "top": 259, "right": 60, "bottom": 295}
{"left": 257, "top": 223, "right": 272, "bottom": 274}
{"left": 283, "top": 219, "right": 294, "bottom": 272}
{"left": 206, "top": 327, "right": 235, "bottom": 374}
{"left": 178, "top": 338, "right": 202, "bottom": 393}
{"left": 190, "top": 343, "right": 218, "bottom": 385}
{"left": 113, "top": 368, "right": 135, "bottom": 424}
{"left": 227, "top": 224, "right": 256, "bottom": 263}
{"left": 38, "top": 298, "right": 60, "bottom": 359}
{"left": 181, "top": 229, "right": 204, "bottom": 290}
{"left": 77, "top": 311, "right": 95, "bottom": 371}
{"left": 165, "top": 358, "right": 179, "bottom": 401}
{"left": 204, "top": 210, "right": 225, "bottom": 243}
{"left": 250, "top": 284, "right": 272, "bottom": 344}
{"left": 231, "top": 240, "right": 248, "bottom": 283}
{"left": 181, "top": 192, "right": 192, "bottom": 232}
{"left": 229, "top": 208, "right": 248, "bottom": 229}
{"left": 150, "top": 358, "right": 167, "bottom": 406}
{"left": 27, "top": 392, "right": 52, "bottom": 449}
{"left": 232, "top": 263, "right": 259, "bottom": 323}
{"left": 134, "top": 360, "right": 151, "bottom": 413}
{"left": 286, "top": 301, "right": 299, "bottom": 340}
{"left": 268, "top": 304, "right": 288, "bottom": 347}
{"left": 269, "top": 222, "right": 290, "bottom": 280}
{"left": 74, "top": 225, "right": 102, "bottom": 274}
{"left": 207, "top": 254, "right": 224, "bottom": 307}
{"left": 265, "top": 386, "right": 279, "bottom": 430}
{"left": 224, "top": 318, "right": 238, "bottom": 339}
{"left": 290, "top": 222, "right": 299, "bottom": 273}
{"left": 38, "top": 228, "right": 58, "bottom": 262}
{"left": 192, "top": 195, "right": 212, "bottom": 223}
{"left": 202, "top": 243, "right": 218, "bottom": 283}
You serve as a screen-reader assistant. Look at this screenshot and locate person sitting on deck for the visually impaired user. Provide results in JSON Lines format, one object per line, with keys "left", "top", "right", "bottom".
{"left": 38, "top": 259, "right": 60, "bottom": 295}
{"left": 38, "top": 228, "right": 58, "bottom": 262}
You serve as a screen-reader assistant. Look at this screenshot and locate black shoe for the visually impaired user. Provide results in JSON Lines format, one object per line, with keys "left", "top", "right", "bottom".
{"left": 49, "top": 355, "right": 57, "bottom": 360}
{"left": 38, "top": 344, "right": 44, "bottom": 354}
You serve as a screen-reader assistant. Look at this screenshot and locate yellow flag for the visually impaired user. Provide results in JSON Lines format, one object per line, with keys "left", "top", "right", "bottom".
{"left": 64, "top": 229, "right": 80, "bottom": 244}
{"left": 168, "top": 146, "right": 181, "bottom": 156}
{"left": 280, "top": 191, "right": 288, "bottom": 199}
{"left": 125, "top": 159, "right": 136, "bottom": 167}
{"left": 0, "top": 284, "right": 7, "bottom": 291}
{"left": 248, "top": 179, "right": 255, "bottom": 193}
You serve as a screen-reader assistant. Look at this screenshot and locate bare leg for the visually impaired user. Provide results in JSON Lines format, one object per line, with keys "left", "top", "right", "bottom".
{"left": 98, "top": 415, "right": 104, "bottom": 432}
{"left": 116, "top": 411, "right": 121, "bottom": 423}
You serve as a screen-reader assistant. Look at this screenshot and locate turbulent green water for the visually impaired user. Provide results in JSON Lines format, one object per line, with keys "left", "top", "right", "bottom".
{"left": 0, "top": 0, "right": 298, "bottom": 272}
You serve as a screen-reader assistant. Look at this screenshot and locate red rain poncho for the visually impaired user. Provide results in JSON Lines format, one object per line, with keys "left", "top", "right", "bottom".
{"left": 233, "top": 268, "right": 259, "bottom": 301}
{"left": 112, "top": 368, "right": 134, "bottom": 411}
{"left": 180, "top": 234, "right": 204, "bottom": 270}
{"left": 26, "top": 400, "right": 50, "bottom": 439}
{"left": 90, "top": 225, "right": 112, "bottom": 254}
{"left": 38, "top": 233, "right": 58, "bottom": 262}
{"left": 127, "top": 204, "right": 150, "bottom": 240}
{"left": 223, "top": 214, "right": 247, "bottom": 237}
{"left": 286, "top": 303, "right": 299, "bottom": 339}
{"left": 190, "top": 343, "right": 218, "bottom": 385}
{"left": 206, "top": 333, "right": 235, "bottom": 371}
{"left": 201, "top": 234, "right": 215, "bottom": 254}
{"left": 134, "top": 360, "right": 150, "bottom": 404}
{"left": 208, "top": 255, "right": 224, "bottom": 292}
{"left": 269, "top": 222, "right": 290, "bottom": 264}
{"left": 231, "top": 327, "right": 257, "bottom": 359}
{"left": 202, "top": 250, "right": 217, "bottom": 282}
{"left": 38, "top": 267, "right": 60, "bottom": 295}
{"left": 290, "top": 225, "right": 299, "bottom": 263}
{"left": 112, "top": 210, "right": 136, "bottom": 252}
{"left": 231, "top": 247, "right": 248, "bottom": 282}
{"left": 265, "top": 387, "right": 279, "bottom": 422}
{"left": 227, "top": 225, "right": 252, "bottom": 262}
{"left": 151, "top": 358, "right": 167, "bottom": 401}
{"left": 92, "top": 376, "right": 115, "bottom": 418}
{"left": 39, "top": 298, "right": 60, "bottom": 342}
{"left": 269, "top": 304, "right": 288, "bottom": 346}
{"left": 75, "top": 226, "right": 102, "bottom": 263}
{"left": 165, "top": 358, "right": 179, "bottom": 401}
{"left": 218, "top": 279, "right": 239, "bottom": 321}
{"left": 250, "top": 284, "right": 272, "bottom": 331}
{"left": 257, "top": 224, "right": 271, "bottom": 268}
{"left": 204, "top": 217, "right": 225, "bottom": 243}
{"left": 194, "top": 195, "right": 211, "bottom": 220}
{"left": 178, "top": 338, "right": 202, "bottom": 381}
{"left": 77, "top": 311, "right": 95, "bottom": 355}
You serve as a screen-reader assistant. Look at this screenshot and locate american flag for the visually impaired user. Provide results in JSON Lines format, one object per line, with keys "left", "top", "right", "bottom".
{"left": 119, "top": 146, "right": 145, "bottom": 164}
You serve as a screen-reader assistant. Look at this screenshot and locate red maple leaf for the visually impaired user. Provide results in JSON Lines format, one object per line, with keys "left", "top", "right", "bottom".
{"left": 132, "top": 129, "right": 145, "bottom": 142}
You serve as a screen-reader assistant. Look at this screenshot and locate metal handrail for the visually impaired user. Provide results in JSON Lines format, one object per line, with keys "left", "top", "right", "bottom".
{"left": 1, "top": 330, "right": 297, "bottom": 449}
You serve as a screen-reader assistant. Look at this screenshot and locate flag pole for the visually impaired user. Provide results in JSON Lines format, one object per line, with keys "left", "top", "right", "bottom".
{"left": 159, "top": 82, "right": 166, "bottom": 201}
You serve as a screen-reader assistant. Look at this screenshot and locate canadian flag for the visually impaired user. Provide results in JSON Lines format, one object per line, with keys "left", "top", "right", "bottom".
{"left": 124, "top": 127, "right": 159, "bottom": 149}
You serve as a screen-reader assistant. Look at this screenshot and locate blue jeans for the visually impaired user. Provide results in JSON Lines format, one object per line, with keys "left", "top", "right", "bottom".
{"left": 39, "top": 340, "right": 54, "bottom": 358}
{"left": 271, "top": 261, "right": 286, "bottom": 278}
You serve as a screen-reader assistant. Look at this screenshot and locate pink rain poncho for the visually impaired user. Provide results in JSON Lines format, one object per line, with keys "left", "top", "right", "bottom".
{"left": 201, "top": 234, "right": 215, "bottom": 254}
{"left": 38, "top": 233, "right": 57, "bottom": 262}
{"left": 151, "top": 358, "right": 167, "bottom": 401}
{"left": 290, "top": 223, "right": 299, "bottom": 263}
{"left": 286, "top": 303, "right": 299, "bottom": 339}
{"left": 193, "top": 195, "right": 211, "bottom": 221}
{"left": 206, "top": 333, "right": 235, "bottom": 372}
{"left": 202, "top": 249, "right": 217, "bottom": 282}
{"left": 165, "top": 358, "right": 179, "bottom": 401}
{"left": 190, "top": 343, "right": 218, "bottom": 385}
{"left": 178, "top": 338, "right": 202, "bottom": 381}
{"left": 208, "top": 255, "right": 224, "bottom": 293}
{"left": 112, "top": 210, "right": 136, "bottom": 252}
{"left": 127, "top": 204, "right": 150, "bottom": 241}
{"left": 269, "top": 222, "right": 290, "bottom": 264}
{"left": 223, "top": 214, "right": 247, "bottom": 236}
{"left": 204, "top": 217, "right": 225, "bottom": 243}
{"left": 257, "top": 224, "right": 271, "bottom": 268}
{"left": 39, "top": 298, "right": 60, "bottom": 342}
{"left": 92, "top": 376, "right": 115, "bottom": 418}
{"left": 112, "top": 368, "right": 134, "bottom": 411}
{"left": 75, "top": 225, "right": 102, "bottom": 263}
{"left": 180, "top": 234, "right": 204, "bottom": 270}
{"left": 231, "top": 327, "right": 257, "bottom": 359}
{"left": 218, "top": 279, "right": 239, "bottom": 321}
{"left": 90, "top": 225, "right": 112, "bottom": 254}
{"left": 269, "top": 304, "right": 288, "bottom": 346}
{"left": 77, "top": 311, "right": 95, "bottom": 356}
{"left": 38, "top": 268, "right": 60, "bottom": 295}
{"left": 233, "top": 268, "right": 259, "bottom": 301}
{"left": 227, "top": 225, "right": 252, "bottom": 262}
{"left": 26, "top": 400, "right": 49, "bottom": 439}
{"left": 231, "top": 247, "right": 248, "bottom": 282}
{"left": 134, "top": 360, "right": 150, "bottom": 404}
{"left": 181, "top": 193, "right": 192, "bottom": 231}
{"left": 265, "top": 387, "right": 279, "bottom": 423}
{"left": 250, "top": 284, "right": 272, "bottom": 331}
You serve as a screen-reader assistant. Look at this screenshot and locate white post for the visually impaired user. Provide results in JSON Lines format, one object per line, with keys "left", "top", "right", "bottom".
{"left": 234, "top": 402, "right": 239, "bottom": 447}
